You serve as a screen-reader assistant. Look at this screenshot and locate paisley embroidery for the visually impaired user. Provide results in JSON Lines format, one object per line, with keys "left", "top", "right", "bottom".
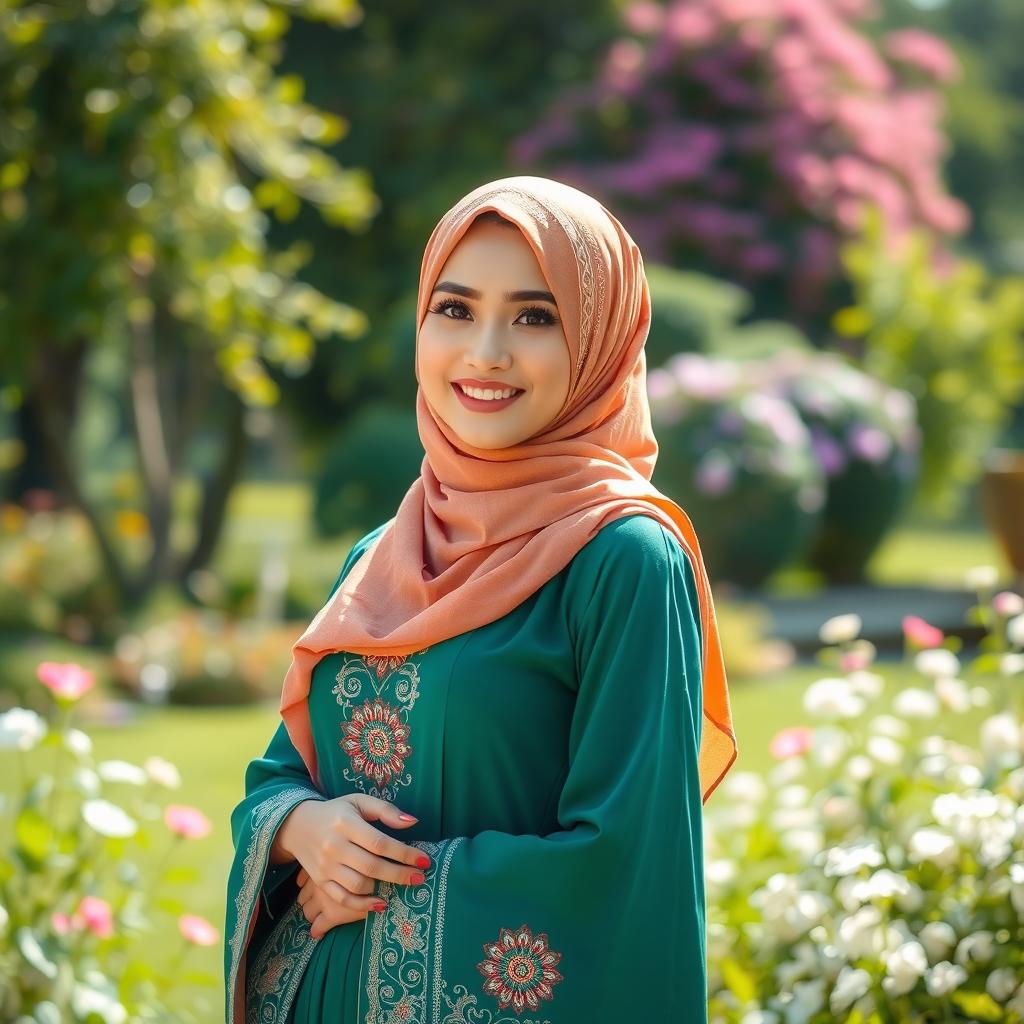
{"left": 244, "top": 901, "right": 319, "bottom": 1024}
{"left": 332, "top": 649, "right": 426, "bottom": 801}
{"left": 360, "top": 838, "right": 556, "bottom": 1024}
{"left": 476, "top": 925, "right": 564, "bottom": 1016}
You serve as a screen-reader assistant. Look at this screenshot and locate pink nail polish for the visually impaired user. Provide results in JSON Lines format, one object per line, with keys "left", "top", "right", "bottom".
{"left": 372, "top": 901, "right": 387, "bottom": 912}
{"left": 398, "top": 813, "right": 418, "bottom": 822}
{"left": 410, "top": 872, "right": 425, "bottom": 885}
{"left": 416, "top": 855, "right": 431, "bottom": 869}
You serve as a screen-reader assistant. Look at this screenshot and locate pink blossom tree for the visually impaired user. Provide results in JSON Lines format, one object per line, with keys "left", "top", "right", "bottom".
{"left": 510, "top": 0, "right": 968, "bottom": 327}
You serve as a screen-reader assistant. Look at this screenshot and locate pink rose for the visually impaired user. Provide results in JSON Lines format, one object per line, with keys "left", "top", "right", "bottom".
{"left": 77, "top": 896, "right": 113, "bottom": 938}
{"left": 902, "top": 615, "right": 944, "bottom": 649}
{"left": 164, "top": 804, "right": 212, "bottom": 839}
{"left": 179, "top": 913, "right": 220, "bottom": 946}
{"left": 770, "top": 725, "right": 814, "bottom": 760}
{"left": 36, "top": 661, "right": 95, "bottom": 702}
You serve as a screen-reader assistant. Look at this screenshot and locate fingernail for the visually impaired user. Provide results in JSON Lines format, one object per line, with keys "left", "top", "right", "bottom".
{"left": 372, "top": 901, "right": 387, "bottom": 913}
{"left": 416, "top": 855, "right": 431, "bottom": 869}
{"left": 410, "top": 872, "right": 425, "bottom": 885}
{"left": 398, "top": 813, "right": 418, "bottom": 822}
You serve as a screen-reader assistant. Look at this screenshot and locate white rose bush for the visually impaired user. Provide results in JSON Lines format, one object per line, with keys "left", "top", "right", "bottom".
{"left": 706, "top": 570, "right": 1024, "bottom": 1023}
{"left": 0, "top": 663, "right": 217, "bottom": 1022}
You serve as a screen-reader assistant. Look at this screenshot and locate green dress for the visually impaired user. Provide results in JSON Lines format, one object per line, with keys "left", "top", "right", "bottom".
{"left": 224, "top": 513, "right": 707, "bottom": 1023}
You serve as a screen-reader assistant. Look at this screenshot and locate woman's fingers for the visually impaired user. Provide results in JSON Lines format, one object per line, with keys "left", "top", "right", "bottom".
{"left": 344, "top": 793, "right": 418, "bottom": 830}
{"left": 342, "top": 814, "right": 429, "bottom": 873}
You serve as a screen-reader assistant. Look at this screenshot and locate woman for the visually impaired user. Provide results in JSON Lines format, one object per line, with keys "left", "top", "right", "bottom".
{"left": 224, "top": 175, "right": 738, "bottom": 1024}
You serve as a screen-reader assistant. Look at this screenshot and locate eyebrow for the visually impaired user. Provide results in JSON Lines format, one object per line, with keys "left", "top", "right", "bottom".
{"left": 431, "top": 280, "right": 557, "bottom": 305}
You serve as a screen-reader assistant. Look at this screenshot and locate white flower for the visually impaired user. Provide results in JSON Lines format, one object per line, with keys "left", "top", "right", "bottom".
{"left": 1008, "top": 768, "right": 1024, "bottom": 802}
{"left": 706, "top": 859, "right": 737, "bottom": 886}
{"left": 776, "top": 784, "right": 810, "bottom": 809}
{"left": 846, "top": 754, "right": 875, "bottom": 782}
{"left": 867, "top": 735, "right": 903, "bottom": 765}
{"left": 870, "top": 714, "right": 908, "bottom": 738}
{"left": 0, "top": 902, "right": 7, "bottom": 933}
{"left": 882, "top": 940, "right": 927, "bottom": 997}
{"left": 73, "top": 768, "right": 101, "bottom": 797}
{"left": 848, "top": 869, "right": 914, "bottom": 905}
{"left": 82, "top": 799, "right": 137, "bottom": 838}
{"left": 0, "top": 708, "right": 47, "bottom": 751}
{"left": 785, "top": 977, "right": 826, "bottom": 1024}
{"left": 971, "top": 686, "right": 992, "bottom": 705}
{"left": 965, "top": 565, "right": 998, "bottom": 590}
{"left": 776, "top": 940, "right": 819, "bottom": 989}
{"left": 836, "top": 905, "right": 887, "bottom": 960}
{"left": 97, "top": 760, "right": 148, "bottom": 786}
{"left": 804, "top": 677, "right": 865, "bottom": 720}
{"left": 819, "top": 613, "right": 862, "bottom": 645}
{"left": 64, "top": 728, "right": 92, "bottom": 757}
{"left": 830, "top": 966, "right": 871, "bottom": 1014}
{"left": 934, "top": 676, "right": 971, "bottom": 713}
{"left": 1000, "top": 653, "right": 1024, "bottom": 676}
{"left": 823, "top": 839, "right": 885, "bottom": 877}
{"left": 779, "top": 828, "right": 824, "bottom": 861}
{"left": 954, "top": 930, "right": 995, "bottom": 967}
{"left": 71, "top": 985, "right": 127, "bottom": 1024}
{"left": 740, "top": 1012, "right": 780, "bottom": 1024}
{"left": 925, "top": 961, "right": 967, "bottom": 996}
{"left": 980, "top": 712, "right": 1021, "bottom": 760}
{"left": 987, "top": 966, "right": 1018, "bottom": 1002}
{"left": 143, "top": 756, "right": 181, "bottom": 789}
{"left": 914, "top": 648, "right": 960, "bottom": 678}
{"left": 1009, "top": 985, "right": 1024, "bottom": 1017}
{"left": 907, "top": 828, "right": 959, "bottom": 869}
{"left": 919, "top": 921, "right": 957, "bottom": 961}
{"left": 1011, "top": 863, "right": 1024, "bottom": 918}
{"left": 1008, "top": 614, "right": 1024, "bottom": 648}
{"left": 846, "top": 670, "right": 884, "bottom": 699}
{"left": 893, "top": 687, "right": 940, "bottom": 719}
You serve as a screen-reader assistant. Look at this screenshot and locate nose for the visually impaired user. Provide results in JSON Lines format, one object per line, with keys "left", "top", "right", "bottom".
{"left": 464, "top": 322, "right": 511, "bottom": 371}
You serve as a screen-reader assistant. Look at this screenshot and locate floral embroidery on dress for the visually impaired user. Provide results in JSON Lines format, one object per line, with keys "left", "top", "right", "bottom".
{"left": 340, "top": 697, "right": 412, "bottom": 789}
{"left": 332, "top": 649, "right": 427, "bottom": 801}
{"left": 476, "top": 925, "right": 564, "bottom": 1016}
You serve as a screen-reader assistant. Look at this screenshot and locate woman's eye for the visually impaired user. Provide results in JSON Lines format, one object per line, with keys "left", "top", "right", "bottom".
{"left": 516, "top": 306, "right": 559, "bottom": 327}
{"left": 429, "top": 298, "right": 471, "bottom": 320}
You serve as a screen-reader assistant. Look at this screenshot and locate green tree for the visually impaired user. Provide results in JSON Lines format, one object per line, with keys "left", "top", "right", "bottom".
{"left": 0, "top": 0, "right": 375, "bottom": 606}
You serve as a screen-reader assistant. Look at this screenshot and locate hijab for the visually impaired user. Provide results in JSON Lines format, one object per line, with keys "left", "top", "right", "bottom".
{"left": 280, "top": 175, "right": 738, "bottom": 804}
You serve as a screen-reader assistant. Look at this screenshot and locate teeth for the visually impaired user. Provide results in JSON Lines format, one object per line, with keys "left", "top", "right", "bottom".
{"left": 458, "top": 384, "right": 518, "bottom": 401}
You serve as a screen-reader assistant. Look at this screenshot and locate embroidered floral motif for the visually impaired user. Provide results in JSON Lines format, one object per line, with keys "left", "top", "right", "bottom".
{"left": 332, "top": 650, "right": 426, "bottom": 801}
{"left": 244, "top": 900, "right": 319, "bottom": 1024}
{"left": 476, "top": 925, "right": 564, "bottom": 1016}
{"left": 340, "top": 697, "right": 412, "bottom": 788}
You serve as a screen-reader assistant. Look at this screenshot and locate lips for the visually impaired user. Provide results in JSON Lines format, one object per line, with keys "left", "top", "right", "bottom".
{"left": 451, "top": 382, "right": 524, "bottom": 413}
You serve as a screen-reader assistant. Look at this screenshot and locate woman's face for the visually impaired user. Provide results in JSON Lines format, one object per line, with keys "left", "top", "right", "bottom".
{"left": 418, "top": 219, "right": 571, "bottom": 449}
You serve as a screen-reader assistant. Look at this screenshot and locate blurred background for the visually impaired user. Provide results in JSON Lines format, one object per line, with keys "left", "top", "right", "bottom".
{"left": 1, "top": 0, "right": 1023, "bottom": 1020}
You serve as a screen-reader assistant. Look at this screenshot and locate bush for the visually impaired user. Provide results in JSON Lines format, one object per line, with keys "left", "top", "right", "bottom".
{"left": 0, "top": 663, "right": 218, "bottom": 1022}
{"left": 706, "top": 582, "right": 1024, "bottom": 1021}
{"left": 649, "top": 352, "right": 825, "bottom": 587}
{"left": 758, "top": 348, "right": 921, "bottom": 583}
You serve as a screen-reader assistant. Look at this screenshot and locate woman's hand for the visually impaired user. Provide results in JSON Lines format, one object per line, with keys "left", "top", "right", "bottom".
{"left": 296, "top": 866, "right": 384, "bottom": 937}
{"left": 277, "top": 793, "right": 430, "bottom": 910}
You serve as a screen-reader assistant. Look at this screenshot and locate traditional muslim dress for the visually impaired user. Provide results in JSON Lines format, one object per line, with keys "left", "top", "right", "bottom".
{"left": 224, "top": 175, "right": 738, "bottom": 1024}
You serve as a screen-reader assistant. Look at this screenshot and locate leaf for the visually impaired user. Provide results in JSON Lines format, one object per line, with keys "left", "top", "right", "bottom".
{"left": 719, "top": 957, "right": 757, "bottom": 1004}
{"left": 163, "top": 865, "right": 200, "bottom": 884}
{"left": 950, "top": 990, "right": 1003, "bottom": 1021}
{"left": 16, "top": 806, "right": 53, "bottom": 862}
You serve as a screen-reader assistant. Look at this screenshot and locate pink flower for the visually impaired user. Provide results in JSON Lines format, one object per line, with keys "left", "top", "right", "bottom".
{"left": 623, "top": 1, "right": 663, "bottom": 35}
{"left": 179, "top": 913, "right": 220, "bottom": 946}
{"left": 884, "top": 29, "right": 960, "bottom": 84}
{"left": 36, "top": 661, "right": 95, "bottom": 702}
{"left": 164, "top": 804, "right": 212, "bottom": 839}
{"left": 839, "top": 649, "right": 872, "bottom": 672}
{"left": 77, "top": 896, "right": 113, "bottom": 938}
{"left": 770, "top": 725, "right": 814, "bottom": 760}
{"left": 902, "top": 615, "right": 944, "bottom": 649}
{"left": 993, "top": 591, "right": 1024, "bottom": 618}
{"left": 51, "top": 911, "right": 81, "bottom": 935}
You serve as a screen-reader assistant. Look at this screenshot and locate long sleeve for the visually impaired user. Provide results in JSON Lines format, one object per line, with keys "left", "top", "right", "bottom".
{"left": 223, "top": 528, "right": 386, "bottom": 1024}
{"left": 358, "top": 519, "right": 707, "bottom": 1022}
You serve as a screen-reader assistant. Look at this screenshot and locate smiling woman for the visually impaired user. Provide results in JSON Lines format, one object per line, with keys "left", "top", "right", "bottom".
{"left": 224, "top": 175, "right": 738, "bottom": 1024}
{"left": 417, "top": 209, "right": 572, "bottom": 449}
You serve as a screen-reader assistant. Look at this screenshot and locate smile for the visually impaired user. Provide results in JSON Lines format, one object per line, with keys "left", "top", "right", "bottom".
{"left": 451, "top": 382, "right": 524, "bottom": 412}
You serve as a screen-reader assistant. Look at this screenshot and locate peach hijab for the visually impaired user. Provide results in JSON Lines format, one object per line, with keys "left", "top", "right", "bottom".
{"left": 280, "top": 175, "right": 738, "bottom": 804}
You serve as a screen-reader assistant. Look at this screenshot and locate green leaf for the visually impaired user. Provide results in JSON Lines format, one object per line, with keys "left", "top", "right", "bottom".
{"left": 16, "top": 806, "right": 53, "bottom": 862}
{"left": 163, "top": 865, "right": 200, "bottom": 884}
{"left": 950, "top": 990, "right": 1003, "bottom": 1021}
{"left": 719, "top": 957, "right": 757, "bottom": 1003}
